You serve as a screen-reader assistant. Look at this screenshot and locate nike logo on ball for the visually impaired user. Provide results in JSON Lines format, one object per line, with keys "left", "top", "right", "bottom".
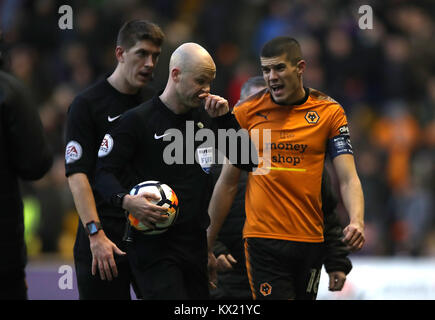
{"left": 154, "top": 133, "right": 171, "bottom": 139}
{"left": 108, "top": 115, "right": 122, "bottom": 122}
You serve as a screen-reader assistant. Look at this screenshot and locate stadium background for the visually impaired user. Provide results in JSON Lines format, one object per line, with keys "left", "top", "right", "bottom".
{"left": 1, "top": 0, "right": 434, "bottom": 299}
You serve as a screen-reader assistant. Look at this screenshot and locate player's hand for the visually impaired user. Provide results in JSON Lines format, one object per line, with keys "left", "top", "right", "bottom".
{"left": 122, "top": 193, "right": 168, "bottom": 229}
{"left": 343, "top": 222, "right": 365, "bottom": 251}
{"left": 328, "top": 271, "right": 346, "bottom": 291}
{"left": 207, "top": 251, "right": 218, "bottom": 290}
{"left": 216, "top": 253, "right": 237, "bottom": 272}
{"left": 199, "top": 93, "right": 229, "bottom": 117}
{"left": 89, "top": 230, "right": 126, "bottom": 281}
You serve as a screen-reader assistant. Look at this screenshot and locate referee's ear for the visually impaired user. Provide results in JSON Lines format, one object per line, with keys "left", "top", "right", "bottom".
{"left": 115, "top": 46, "right": 126, "bottom": 63}
{"left": 170, "top": 67, "right": 181, "bottom": 83}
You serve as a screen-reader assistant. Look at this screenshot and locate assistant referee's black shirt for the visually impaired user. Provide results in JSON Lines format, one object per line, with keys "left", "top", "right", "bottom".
{"left": 95, "top": 95, "right": 241, "bottom": 231}
{"left": 64, "top": 77, "right": 154, "bottom": 217}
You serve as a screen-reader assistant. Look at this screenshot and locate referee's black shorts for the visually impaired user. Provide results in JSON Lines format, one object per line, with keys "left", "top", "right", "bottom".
{"left": 244, "top": 237, "right": 324, "bottom": 300}
{"left": 73, "top": 216, "right": 137, "bottom": 300}
{"left": 127, "top": 226, "right": 209, "bottom": 300}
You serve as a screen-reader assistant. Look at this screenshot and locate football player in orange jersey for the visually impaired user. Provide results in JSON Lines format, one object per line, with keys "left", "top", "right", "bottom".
{"left": 208, "top": 76, "right": 352, "bottom": 300}
{"left": 208, "top": 36, "right": 364, "bottom": 300}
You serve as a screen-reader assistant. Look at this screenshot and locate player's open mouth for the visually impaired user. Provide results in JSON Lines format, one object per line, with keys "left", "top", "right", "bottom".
{"left": 138, "top": 71, "right": 151, "bottom": 79}
{"left": 271, "top": 84, "right": 284, "bottom": 95}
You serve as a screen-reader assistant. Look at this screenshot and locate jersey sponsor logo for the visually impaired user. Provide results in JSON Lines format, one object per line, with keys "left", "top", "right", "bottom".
{"left": 264, "top": 141, "right": 308, "bottom": 167}
{"left": 154, "top": 132, "right": 172, "bottom": 139}
{"left": 65, "top": 140, "right": 82, "bottom": 164}
{"left": 259, "top": 282, "right": 272, "bottom": 296}
{"left": 304, "top": 111, "right": 320, "bottom": 124}
{"left": 255, "top": 111, "right": 270, "bottom": 120}
{"left": 107, "top": 114, "right": 122, "bottom": 122}
{"left": 98, "top": 134, "right": 114, "bottom": 157}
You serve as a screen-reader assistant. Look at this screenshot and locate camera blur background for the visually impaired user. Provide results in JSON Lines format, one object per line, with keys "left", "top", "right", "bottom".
{"left": 0, "top": 0, "right": 434, "bottom": 299}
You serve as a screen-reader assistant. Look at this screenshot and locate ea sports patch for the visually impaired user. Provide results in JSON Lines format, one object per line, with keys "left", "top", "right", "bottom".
{"left": 65, "top": 140, "right": 82, "bottom": 164}
{"left": 98, "top": 134, "right": 114, "bottom": 157}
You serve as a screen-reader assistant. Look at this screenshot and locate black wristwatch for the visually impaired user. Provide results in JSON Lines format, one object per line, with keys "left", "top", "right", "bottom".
{"left": 85, "top": 221, "right": 102, "bottom": 236}
{"left": 112, "top": 192, "right": 127, "bottom": 208}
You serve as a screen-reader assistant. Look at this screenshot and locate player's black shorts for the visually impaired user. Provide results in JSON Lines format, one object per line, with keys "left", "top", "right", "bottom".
{"left": 244, "top": 237, "right": 324, "bottom": 300}
{"left": 127, "top": 226, "right": 209, "bottom": 300}
{"left": 73, "top": 216, "right": 137, "bottom": 300}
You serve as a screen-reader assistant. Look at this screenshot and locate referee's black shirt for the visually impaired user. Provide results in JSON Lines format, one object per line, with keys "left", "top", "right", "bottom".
{"left": 64, "top": 78, "right": 154, "bottom": 218}
{"left": 95, "top": 95, "right": 242, "bottom": 231}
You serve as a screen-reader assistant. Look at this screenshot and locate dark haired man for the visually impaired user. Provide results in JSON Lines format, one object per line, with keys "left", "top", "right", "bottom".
{"left": 209, "top": 76, "right": 352, "bottom": 300}
{"left": 208, "top": 36, "right": 365, "bottom": 300}
{"left": 65, "top": 20, "right": 164, "bottom": 299}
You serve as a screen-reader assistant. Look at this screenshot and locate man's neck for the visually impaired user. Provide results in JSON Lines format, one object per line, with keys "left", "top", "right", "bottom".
{"left": 107, "top": 69, "right": 139, "bottom": 95}
{"left": 159, "top": 89, "right": 190, "bottom": 114}
{"left": 285, "top": 85, "right": 306, "bottom": 105}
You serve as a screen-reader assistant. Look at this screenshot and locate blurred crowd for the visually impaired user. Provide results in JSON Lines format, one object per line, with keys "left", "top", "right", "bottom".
{"left": 0, "top": 0, "right": 433, "bottom": 258}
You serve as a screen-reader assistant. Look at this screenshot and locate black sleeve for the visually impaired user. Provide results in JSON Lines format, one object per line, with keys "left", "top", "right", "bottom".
{"left": 321, "top": 170, "right": 352, "bottom": 275}
{"left": 213, "top": 240, "right": 230, "bottom": 257}
{"left": 211, "top": 112, "right": 258, "bottom": 172}
{"left": 1, "top": 73, "right": 52, "bottom": 180}
{"left": 64, "top": 95, "right": 97, "bottom": 177}
{"left": 94, "top": 111, "right": 140, "bottom": 206}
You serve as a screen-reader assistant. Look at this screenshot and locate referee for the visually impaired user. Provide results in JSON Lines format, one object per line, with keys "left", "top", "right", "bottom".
{"left": 95, "top": 42, "right": 249, "bottom": 299}
{"left": 64, "top": 20, "right": 164, "bottom": 299}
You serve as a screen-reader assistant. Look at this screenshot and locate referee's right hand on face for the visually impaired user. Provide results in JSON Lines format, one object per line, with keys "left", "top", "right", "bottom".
{"left": 122, "top": 193, "right": 169, "bottom": 229}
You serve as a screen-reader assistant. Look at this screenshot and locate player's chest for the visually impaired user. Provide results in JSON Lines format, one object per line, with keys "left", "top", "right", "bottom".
{"left": 248, "top": 108, "right": 329, "bottom": 154}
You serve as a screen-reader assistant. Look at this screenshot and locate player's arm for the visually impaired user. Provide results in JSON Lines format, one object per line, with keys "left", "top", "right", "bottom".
{"left": 207, "top": 161, "right": 242, "bottom": 249}
{"left": 332, "top": 154, "right": 365, "bottom": 251}
{"left": 207, "top": 161, "right": 241, "bottom": 287}
{"left": 321, "top": 169, "right": 352, "bottom": 290}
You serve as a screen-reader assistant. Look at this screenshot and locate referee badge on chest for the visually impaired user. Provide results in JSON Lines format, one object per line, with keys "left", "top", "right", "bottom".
{"left": 196, "top": 147, "right": 213, "bottom": 174}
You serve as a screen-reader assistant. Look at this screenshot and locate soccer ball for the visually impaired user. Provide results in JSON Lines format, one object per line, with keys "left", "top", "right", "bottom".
{"left": 127, "top": 180, "right": 179, "bottom": 235}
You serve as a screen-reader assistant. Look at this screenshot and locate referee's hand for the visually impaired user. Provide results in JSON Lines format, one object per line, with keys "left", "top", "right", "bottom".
{"left": 89, "top": 230, "right": 126, "bottom": 281}
{"left": 199, "top": 93, "right": 229, "bottom": 118}
{"left": 122, "top": 193, "right": 168, "bottom": 229}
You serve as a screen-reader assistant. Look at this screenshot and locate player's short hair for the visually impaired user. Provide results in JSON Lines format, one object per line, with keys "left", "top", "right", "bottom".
{"left": 261, "top": 36, "right": 303, "bottom": 65}
{"left": 116, "top": 20, "right": 164, "bottom": 50}
{"left": 240, "top": 76, "right": 266, "bottom": 100}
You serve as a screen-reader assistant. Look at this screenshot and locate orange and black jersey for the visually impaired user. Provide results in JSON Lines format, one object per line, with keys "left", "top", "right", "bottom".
{"left": 233, "top": 87, "right": 352, "bottom": 242}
